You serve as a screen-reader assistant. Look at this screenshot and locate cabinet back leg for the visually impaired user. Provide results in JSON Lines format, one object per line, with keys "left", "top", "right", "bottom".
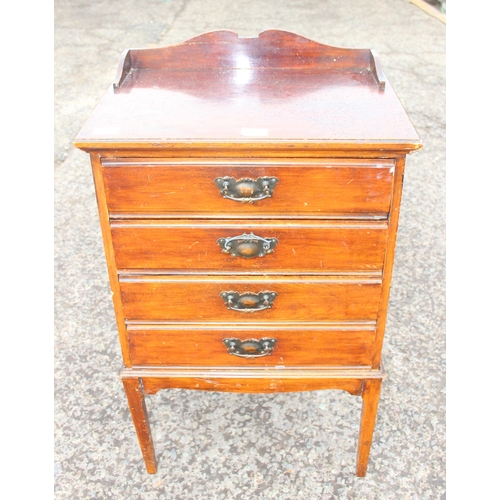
{"left": 122, "top": 377, "right": 157, "bottom": 474}
{"left": 356, "top": 378, "right": 382, "bottom": 477}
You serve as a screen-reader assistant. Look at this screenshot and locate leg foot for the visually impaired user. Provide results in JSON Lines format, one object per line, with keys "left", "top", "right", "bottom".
{"left": 122, "top": 377, "right": 157, "bottom": 473}
{"left": 356, "top": 378, "right": 382, "bottom": 477}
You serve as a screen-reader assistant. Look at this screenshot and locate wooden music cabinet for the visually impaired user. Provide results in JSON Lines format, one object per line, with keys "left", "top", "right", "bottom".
{"left": 74, "top": 30, "right": 421, "bottom": 476}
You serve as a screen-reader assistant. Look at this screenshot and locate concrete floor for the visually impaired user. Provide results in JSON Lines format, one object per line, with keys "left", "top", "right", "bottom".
{"left": 54, "top": 1, "right": 445, "bottom": 498}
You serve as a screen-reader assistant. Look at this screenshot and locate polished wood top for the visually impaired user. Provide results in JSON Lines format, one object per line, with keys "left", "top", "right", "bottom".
{"left": 74, "top": 30, "right": 421, "bottom": 152}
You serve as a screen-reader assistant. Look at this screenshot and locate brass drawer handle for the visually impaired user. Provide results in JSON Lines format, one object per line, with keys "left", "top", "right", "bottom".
{"left": 222, "top": 337, "right": 277, "bottom": 358}
{"left": 217, "top": 233, "right": 278, "bottom": 258}
{"left": 220, "top": 291, "right": 278, "bottom": 312}
{"left": 214, "top": 176, "right": 279, "bottom": 203}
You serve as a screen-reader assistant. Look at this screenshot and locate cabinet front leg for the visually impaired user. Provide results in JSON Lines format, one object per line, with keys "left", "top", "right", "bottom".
{"left": 122, "top": 377, "right": 157, "bottom": 474}
{"left": 356, "top": 378, "right": 382, "bottom": 477}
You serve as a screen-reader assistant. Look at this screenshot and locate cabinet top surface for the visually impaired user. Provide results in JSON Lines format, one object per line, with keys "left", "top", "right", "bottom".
{"left": 74, "top": 30, "right": 421, "bottom": 152}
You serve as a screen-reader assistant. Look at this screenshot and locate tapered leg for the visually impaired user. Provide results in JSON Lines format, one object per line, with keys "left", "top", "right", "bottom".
{"left": 356, "top": 378, "right": 382, "bottom": 476}
{"left": 122, "top": 377, "right": 157, "bottom": 473}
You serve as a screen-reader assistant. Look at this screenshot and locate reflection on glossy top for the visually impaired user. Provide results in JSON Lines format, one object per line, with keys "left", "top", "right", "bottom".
{"left": 75, "top": 30, "right": 421, "bottom": 149}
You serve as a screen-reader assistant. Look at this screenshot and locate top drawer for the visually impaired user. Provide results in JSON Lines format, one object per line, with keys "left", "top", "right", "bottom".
{"left": 101, "top": 159, "right": 395, "bottom": 218}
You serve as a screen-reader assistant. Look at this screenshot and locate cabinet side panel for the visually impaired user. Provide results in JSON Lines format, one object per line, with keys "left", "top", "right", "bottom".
{"left": 372, "top": 156, "right": 407, "bottom": 368}
{"left": 90, "top": 152, "right": 132, "bottom": 366}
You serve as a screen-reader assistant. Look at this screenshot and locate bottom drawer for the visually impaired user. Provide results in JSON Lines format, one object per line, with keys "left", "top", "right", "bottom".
{"left": 127, "top": 323, "right": 376, "bottom": 367}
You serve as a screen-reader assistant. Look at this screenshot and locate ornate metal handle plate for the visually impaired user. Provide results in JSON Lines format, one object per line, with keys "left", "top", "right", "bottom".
{"left": 222, "top": 338, "right": 278, "bottom": 358}
{"left": 214, "top": 176, "right": 279, "bottom": 203}
{"left": 217, "top": 233, "right": 278, "bottom": 258}
{"left": 220, "top": 291, "right": 278, "bottom": 312}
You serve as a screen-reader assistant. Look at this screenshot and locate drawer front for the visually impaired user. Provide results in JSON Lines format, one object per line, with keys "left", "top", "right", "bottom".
{"left": 128, "top": 324, "right": 376, "bottom": 367}
{"left": 119, "top": 276, "right": 382, "bottom": 322}
{"left": 111, "top": 220, "right": 388, "bottom": 273}
{"left": 102, "top": 159, "right": 395, "bottom": 217}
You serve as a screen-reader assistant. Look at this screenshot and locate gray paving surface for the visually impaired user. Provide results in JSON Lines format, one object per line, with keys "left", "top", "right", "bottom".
{"left": 54, "top": 1, "right": 445, "bottom": 498}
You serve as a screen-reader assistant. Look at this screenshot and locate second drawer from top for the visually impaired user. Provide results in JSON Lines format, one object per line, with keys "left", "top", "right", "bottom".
{"left": 110, "top": 220, "right": 388, "bottom": 273}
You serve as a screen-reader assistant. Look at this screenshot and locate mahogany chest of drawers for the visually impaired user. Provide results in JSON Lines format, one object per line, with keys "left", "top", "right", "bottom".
{"left": 74, "top": 30, "right": 421, "bottom": 476}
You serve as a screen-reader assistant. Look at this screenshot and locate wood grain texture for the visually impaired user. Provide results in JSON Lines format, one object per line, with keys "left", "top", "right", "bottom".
{"left": 127, "top": 324, "right": 376, "bottom": 367}
{"left": 116, "top": 30, "right": 375, "bottom": 73}
{"left": 110, "top": 220, "right": 388, "bottom": 273}
{"left": 73, "top": 30, "right": 421, "bottom": 148}
{"left": 356, "top": 378, "right": 382, "bottom": 476}
{"left": 74, "top": 31, "right": 421, "bottom": 476}
{"left": 121, "top": 378, "right": 157, "bottom": 473}
{"left": 101, "top": 159, "right": 395, "bottom": 217}
{"left": 121, "top": 365, "right": 385, "bottom": 395}
{"left": 89, "top": 153, "right": 132, "bottom": 366}
{"left": 122, "top": 366, "right": 385, "bottom": 380}
{"left": 78, "top": 143, "right": 421, "bottom": 157}
{"left": 372, "top": 156, "right": 406, "bottom": 368}
{"left": 141, "top": 376, "right": 364, "bottom": 395}
{"left": 119, "top": 275, "right": 382, "bottom": 322}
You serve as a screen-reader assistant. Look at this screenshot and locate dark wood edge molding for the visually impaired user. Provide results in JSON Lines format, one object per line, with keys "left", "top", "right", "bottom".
{"left": 118, "top": 269, "right": 385, "bottom": 277}
{"left": 117, "top": 274, "right": 383, "bottom": 284}
{"left": 108, "top": 213, "right": 389, "bottom": 221}
{"left": 121, "top": 366, "right": 386, "bottom": 379}
{"left": 110, "top": 219, "right": 389, "bottom": 229}
{"left": 125, "top": 320, "right": 377, "bottom": 331}
{"left": 100, "top": 158, "right": 397, "bottom": 167}
{"left": 73, "top": 141, "right": 423, "bottom": 155}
